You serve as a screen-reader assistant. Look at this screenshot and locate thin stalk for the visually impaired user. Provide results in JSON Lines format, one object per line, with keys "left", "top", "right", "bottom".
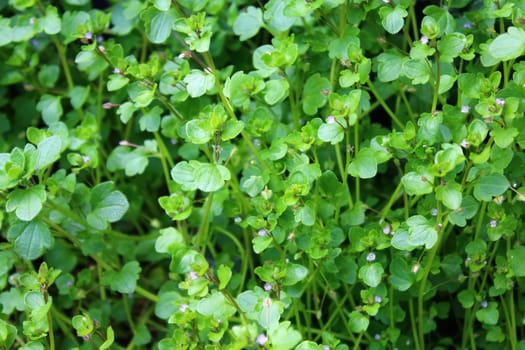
{"left": 367, "top": 81, "right": 405, "bottom": 130}
{"left": 408, "top": 298, "right": 421, "bottom": 350}
{"left": 197, "top": 193, "right": 215, "bottom": 251}
{"left": 431, "top": 52, "right": 441, "bottom": 112}
{"left": 354, "top": 116, "right": 360, "bottom": 203}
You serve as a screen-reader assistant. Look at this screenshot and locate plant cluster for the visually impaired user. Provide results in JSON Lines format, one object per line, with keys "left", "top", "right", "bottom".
{"left": 1, "top": 0, "right": 525, "bottom": 349}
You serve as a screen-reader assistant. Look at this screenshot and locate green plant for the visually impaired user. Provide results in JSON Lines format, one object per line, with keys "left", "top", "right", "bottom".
{"left": 1, "top": 0, "right": 525, "bottom": 349}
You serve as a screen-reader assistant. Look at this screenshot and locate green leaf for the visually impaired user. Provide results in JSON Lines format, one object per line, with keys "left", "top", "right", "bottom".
{"left": 185, "top": 119, "right": 213, "bottom": 144}
{"left": 348, "top": 311, "right": 369, "bottom": 333}
{"left": 107, "top": 74, "right": 130, "bottom": 91}
{"left": 491, "top": 125, "right": 518, "bottom": 148}
{"left": 184, "top": 70, "right": 215, "bottom": 98}
{"left": 388, "top": 257, "right": 415, "bottom": 291}
{"left": 99, "top": 326, "right": 115, "bottom": 350}
{"left": 283, "top": 264, "right": 308, "bottom": 286}
{"left": 87, "top": 182, "right": 129, "bottom": 230}
{"left": 147, "top": 10, "right": 176, "bottom": 44}
{"left": 407, "top": 215, "right": 438, "bottom": 249}
{"left": 36, "top": 135, "right": 62, "bottom": 171}
{"left": 358, "top": 263, "right": 384, "bottom": 287}
{"left": 317, "top": 120, "right": 344, "bottom": 145}
{"left": 127, "top": 82, "right": 155, "bottom": 108}
{"left": 473, "top": 174, "right": 509, "bottom": 202}
{"left": 483, "top": 27, "right": 525, "bottom": 65}
{"left": 152, "top": 0, "right": 170, "bottom": 11}
{"left": 348, "top": 148, "right": 377, "bottom": 179}
{"left": 508, "top": 246, "right": 525, "bottom": 277}
{"left": 302, "top": 73, "right": 331, "bottom": 115}
{"left": 268, "top": 321, "right": 302, "bottom": 350}
{"left": 436, "top": 181, "right": 462, "bottom": 210}
{"left": 264, "top": 79, "right": 289, "bottom": 105}
{"left": 222, "top": 120, "right": 245, "bottom": 141}
{"left": 217, "top": 265, "right": 232, "bottom": 289}
{"left": 139, "top": 106, "right": 162, "bottom": 132}
{"left": 36, "top": 95, "right": 63, "bottom": 125}
{"left": 155, "top": 227, "right": 186, "bottom": 254}
{"left": 6, "top": 185, "right": 46, "bottom": 221}
{"left": 102, "top": 261, "right": 141, "bottom": 294}
{"left": 475, "top": 302, "right": 499, "bottom": 325}
{"left": 194, "top": 163, "right": 231, "bottom": 192}
{"left": 402, "top": 171, "right": 434, "bottom": 195}
{"left": 196, "top": 292, "right": 236, "bottom": 318}
{"left": 379, "top": 5, "right": 407, "bottom": 34}
{"left": 233, "top": 6, "right": 263, "bottom": 41}
{"left": 6, "top": 220, "right": 53, "bottom": 260}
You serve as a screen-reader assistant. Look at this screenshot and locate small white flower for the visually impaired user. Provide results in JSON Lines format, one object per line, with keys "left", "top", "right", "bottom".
{"left": 461, "top": 105, "right": 470, "bottom": 113}
{"left": 264, "top": 283, "right": 272, "bottom": 291}
{"left": 189, "top": 271, "right": 198, "bottom": 280}
{"left": 234, "top": 216, "right": 242, "bottom": 223}
{"left": 480, "top": 300, "right": 488, "bottom": 308}
{"left": 489, "top": 219, "right": 498, "bottom": 228}
{"left": 326, "top": 115, "right": 336, "bottom": 124}
{"left": 460, "top": 139, "right": 469, "bottom": 148}
{"left": 431, "top": 208, "right": 438, "bottom": 216}
{"left": 374, "top": 296, "right": 382, "bottom": 303}
{"left": 366, "top": 252, "right": 376, "bottom": 262}
{"left": 179, "top": 303, "right": 188, "bottom": 312}
{"left": 420, "top": 35, "right": 429, "bottom": 45}
{"left": 257, "top": 229, "right": 267, "bottom": 237}
{"left": 495, "top": 98, "right": 505, "bottom": 106}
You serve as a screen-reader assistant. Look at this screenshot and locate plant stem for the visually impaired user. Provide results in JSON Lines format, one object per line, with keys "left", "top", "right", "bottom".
{"left": 367, "top": 80, "right": 405, "bottom": 130}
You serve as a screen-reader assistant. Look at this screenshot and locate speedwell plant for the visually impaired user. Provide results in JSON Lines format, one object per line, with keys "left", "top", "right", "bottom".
{"left": 1, "top": 0, "right": 525, "bottom": 349}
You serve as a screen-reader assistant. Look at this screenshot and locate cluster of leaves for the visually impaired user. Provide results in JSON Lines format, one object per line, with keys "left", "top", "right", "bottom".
{"left": 1, "top": 0, "right": 525, "bottom": 349}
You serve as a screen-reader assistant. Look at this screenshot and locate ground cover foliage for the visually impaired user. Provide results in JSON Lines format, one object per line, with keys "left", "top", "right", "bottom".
{"left": 1, "top": 0, "right": 525, "bottom": 349}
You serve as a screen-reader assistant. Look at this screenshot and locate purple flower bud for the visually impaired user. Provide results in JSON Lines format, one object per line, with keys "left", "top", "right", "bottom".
{"left": 374, "top": 295, "right": 382, "bottom": 303}
{"left": 366, "top": 252, "right": 376, "bottom": 262}
{"left": 179, "top": 303, "right": 188, "bottom": 312}
{"left": 257, "top": 229, "right": 267, "bottom": 237}
{"left": 420, "top": 35, "right": 429, "bottom": 45}
{"left": 263, "top": 297, "right": 272, "bottom": 308}
{"left": 374, "top": 333, "right": 381, "bottom": 340}
{"left": 189, "top": 271, "right": 198, "bottom": 280}
{"left": 119, "top": 140, "right": 130, "bottom": 146}
{"left": 234, "top": 216, "right": 242, "bottom": 223}
{"left": 84, "top": 32, "right": 93, "bottom": 40}
{"left": 461, "top": 105, "right": 470, "bottom": 113}
{"left": 322, "top": 346, "right": 330, "bottom": 350}
{"left": 495, "top": 98, "right": 505, "bottom": 106}
{"left": 82, "top": 156, "right": 90, "bottom": 163}
{"left": 66, "top": 280, "right": 73, "bottom": 288}
{"left": 256, "top": 334, "right": 268, "bottom": 345}
{"left": 463, "top": 22, "right": 472, "bottom": 29}
{"left": 431, "top": 208, "right": 438, "bottom": 216}
{"left": 326, "top": 115, "right": 336, "bottom": 124}
{"left": 264, "top": 283, "right": 272, "bottom": 291}
{"left": 480, "top": 300, "right": 488, "bottom": 308}
{"left": 113, "top": 68, "right": 122, "bottom": 74}
{"left": 489, "top": 219, "right": 498, "bottom": 228}
{"left": 460, "top": 139, "right": 469, "bottom": 149}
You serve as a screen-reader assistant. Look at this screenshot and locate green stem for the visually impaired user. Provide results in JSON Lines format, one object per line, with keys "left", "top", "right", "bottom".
{"left": 431, "top": 52, "right": 441, "bottom": 112}
{"left": 354, "top": 116, "right": 360, "bottom": 203}
{"left": 135, "top": 285, "right": 159, "bottom": 303}
{"left": 367, "top": 80, "right": 405, "bottom": 130}
{"left": 379, "top": 181, "right": 404, "bottom": 220}
{"left": 197, "top": 193, "right": 215, "bottom": 251}
{"left": 408, "top": 298, "right": 421, "bottom": 350}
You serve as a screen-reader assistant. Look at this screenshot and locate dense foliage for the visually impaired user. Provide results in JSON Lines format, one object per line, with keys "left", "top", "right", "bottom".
{"left": 1, "top": 0, "right": 525, "bottom": 349}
